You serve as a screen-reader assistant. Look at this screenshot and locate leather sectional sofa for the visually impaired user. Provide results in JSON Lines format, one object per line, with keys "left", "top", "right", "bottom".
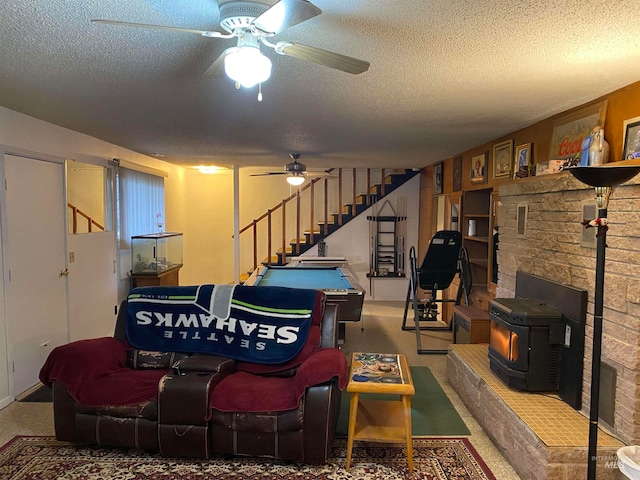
{"left": 40, "top": 285, "right": 348, "bottom": 464}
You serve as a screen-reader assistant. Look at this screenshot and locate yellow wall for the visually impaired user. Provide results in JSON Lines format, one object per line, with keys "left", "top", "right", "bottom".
{"left": 166, "top": 168, "right": 235, "bottom": 285}
{"left": 166, "top": 168, "right": 342, "bottom": 285}
{"left": 67, "top": 162, "right": 106, "bottom": 233}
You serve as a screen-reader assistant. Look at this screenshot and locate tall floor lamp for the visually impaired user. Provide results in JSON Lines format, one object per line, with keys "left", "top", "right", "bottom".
{"left": 568, "top": 165, "right": 640, "bottom": 480}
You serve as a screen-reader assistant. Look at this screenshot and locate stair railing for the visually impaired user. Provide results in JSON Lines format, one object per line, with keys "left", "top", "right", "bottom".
{"left": 239, "top": 168, "right": 398, "bottom": 272}
{"left": 68, "top": 202, "right": 105, "bottom": 234}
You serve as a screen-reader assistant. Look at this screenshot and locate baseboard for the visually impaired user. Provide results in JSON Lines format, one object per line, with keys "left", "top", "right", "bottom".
{"left": 0, "top": 395, "right": 11, "bottom": 410}
{"left": 14, "top": 382, "right": 44, "bottom": 402}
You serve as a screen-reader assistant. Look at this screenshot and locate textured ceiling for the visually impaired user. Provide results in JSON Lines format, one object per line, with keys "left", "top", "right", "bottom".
{"left": 2, "top": 0, "right": 640, "bottom": 170}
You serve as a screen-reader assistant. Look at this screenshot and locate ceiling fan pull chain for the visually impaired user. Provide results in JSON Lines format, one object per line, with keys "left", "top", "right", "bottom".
{"left": 258, "top": 83, "right": 263, "bottom": 102}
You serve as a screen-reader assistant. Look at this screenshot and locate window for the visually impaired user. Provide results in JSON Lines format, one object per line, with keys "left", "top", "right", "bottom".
{"left": 117, "top": 167, "right": 165, "bottom": 250}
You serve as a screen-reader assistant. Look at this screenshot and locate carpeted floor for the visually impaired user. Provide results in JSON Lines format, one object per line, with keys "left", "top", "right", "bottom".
{"left": 0, "top": 436, "right": 495, "bottom": 479}
{"left": 336, "top": 365, "right": 470, "bottom": 437}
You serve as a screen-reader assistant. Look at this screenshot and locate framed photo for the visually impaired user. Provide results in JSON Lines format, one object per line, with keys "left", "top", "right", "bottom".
{"left": 548, "top": 100, "right": 608, "bottom": 161}
{"left": 493, "top": 140, "right": 513, "bottom": 178}
{"left": 453, "top": 156, "right": 462, "bottom": 192}
{"left": 622, "top": 116, "right": 640, "bottom": 160}
{"left": 514, "top": 143, "right": 532, "bottom": 177}
{"left": 470, "top": 152, "right": 487, "bottom": 183}
{"left": 433, "top": 162, "right": 442, "bottom": 194}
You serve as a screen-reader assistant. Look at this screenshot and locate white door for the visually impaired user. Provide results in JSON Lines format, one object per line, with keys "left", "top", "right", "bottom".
{"left": 4, "top": 154, "right": 68, "bottom": 397}
{"left": 66, "top": 160, "right": 117, "bottom": 340}
{"left": 67, "top": 231, "right": 117, "bottom": 340}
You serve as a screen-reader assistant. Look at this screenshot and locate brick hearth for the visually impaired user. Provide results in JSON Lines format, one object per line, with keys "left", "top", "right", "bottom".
{"left": 447, "top": 344, "right": 624, "bottom": 480}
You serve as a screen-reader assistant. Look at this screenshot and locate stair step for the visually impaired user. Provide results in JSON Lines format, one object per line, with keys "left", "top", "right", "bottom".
{"left": 330, "top": 212, "right": 353, "bottom": 224}
{"left": 261, "top": 255, "right": 280, "bottom": 265}
{"left": 318, "top": 221, "right": 340, "bottom": 230}
{"left": 278, "top": 244, "right": 310, "bottom": 255}
{"left": 289, "top": 238, "right": 309, "bottom": 245}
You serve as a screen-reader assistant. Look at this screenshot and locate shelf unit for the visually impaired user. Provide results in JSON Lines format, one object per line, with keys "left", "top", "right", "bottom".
{"left": 367, "top": 199, "right": 407, "bottom": 278}
{"left": 461, "top": 188, "right": 495, "bottom": 308}
{"left": 367, "top": 214, "right": 406, "bottom": 277}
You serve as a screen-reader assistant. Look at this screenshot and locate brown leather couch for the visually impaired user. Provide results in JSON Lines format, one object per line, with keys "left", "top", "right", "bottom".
{"left": 41, "top": 289, "right": 346, "bottom": 464}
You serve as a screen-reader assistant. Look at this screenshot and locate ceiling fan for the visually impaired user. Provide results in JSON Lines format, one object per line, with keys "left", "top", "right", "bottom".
{"left": 250, "top": 153, "right": 334, "bottom": 185}
{"left": 92, "top": 0, "right": 370, "bottom": 99}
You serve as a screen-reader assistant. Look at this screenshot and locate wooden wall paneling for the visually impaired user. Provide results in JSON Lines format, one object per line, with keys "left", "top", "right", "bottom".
{"left": 603, "top": 82, "right": 640, "bottom": 162}
{"left": 418, "top": 168, "right": 433, "bottom": 262}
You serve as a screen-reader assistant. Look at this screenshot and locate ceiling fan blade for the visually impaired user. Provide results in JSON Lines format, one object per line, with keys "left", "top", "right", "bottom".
{"left": 276, "top": 42, "right": 370, "bottom": 74}
{"left": 306, "top": 172, "right": 336, "bottom": 179}
{"left": 203, "top": 48, "right": 233, "bottom": 78}
{"left": 250, "top": 172, "right": 288, "bottom": 176}
{"left": 91, "top": 19, "right": 229, "bottom": 38}
{"left": 252, "top": 0, "right": 321, "bottom": 35}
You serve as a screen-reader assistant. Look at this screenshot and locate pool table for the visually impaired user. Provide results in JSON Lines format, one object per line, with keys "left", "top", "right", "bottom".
{"left": 245, "top": 260, "right": 365, "bottom": 343}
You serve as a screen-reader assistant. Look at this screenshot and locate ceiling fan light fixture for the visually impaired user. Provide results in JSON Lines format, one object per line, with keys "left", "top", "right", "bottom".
{"left": 224, "top": 45, "right": 272, "bottom": 88}
{"left": 286, "top": 174, "right": 305, "bottom": 186}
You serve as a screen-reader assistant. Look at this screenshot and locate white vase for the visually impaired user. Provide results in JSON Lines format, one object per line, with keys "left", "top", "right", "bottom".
{"left": 468, "top": 220, "right": 476, "bottom": 236}
{"left": 588, "top": 126, "right": 610, "bottom": 165}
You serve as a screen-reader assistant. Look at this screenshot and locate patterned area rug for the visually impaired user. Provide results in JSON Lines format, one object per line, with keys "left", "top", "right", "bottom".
{"left": 0, "top": 436, "right": 494, "bottom": 480}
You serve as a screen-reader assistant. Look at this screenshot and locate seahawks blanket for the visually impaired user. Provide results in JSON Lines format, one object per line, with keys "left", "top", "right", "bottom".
{"left": 126, "top": 285, "right": 319, "bottom": 364}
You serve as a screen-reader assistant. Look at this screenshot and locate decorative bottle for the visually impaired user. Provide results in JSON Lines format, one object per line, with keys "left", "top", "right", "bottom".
{"left": 588, "top": 126, "right": 609, "bottom": 165}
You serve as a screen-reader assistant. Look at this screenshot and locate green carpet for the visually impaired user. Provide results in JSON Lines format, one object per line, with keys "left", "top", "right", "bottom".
{"left": 336, "top": 365, "right": 470, "bottom": 436}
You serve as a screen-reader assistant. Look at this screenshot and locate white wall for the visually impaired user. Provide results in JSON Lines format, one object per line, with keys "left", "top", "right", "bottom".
{"left": 0, "top": 107, "right": 183, "bottom": 406}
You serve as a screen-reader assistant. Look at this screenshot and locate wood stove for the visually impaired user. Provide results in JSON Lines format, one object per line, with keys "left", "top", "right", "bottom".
{"left": 488, "top": 272, "right": 587, "bottom": 409}
{"left": 489, "top": 297, "right": 563, "bottom": 391}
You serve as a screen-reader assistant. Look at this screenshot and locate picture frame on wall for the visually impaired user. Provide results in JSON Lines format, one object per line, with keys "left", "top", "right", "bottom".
{"left": 433, "top": 162, "right": 443, "bottom": 194}
{"left": 622, "top": 115, "right": 640, "bottom": 160}
{"left": 514, "top": 143, "right": 532, "bottom": 178}
{"left": 548, "top": 100, "right": 608, "bottom": 161}
{"left": 470, "top": 152, "right": 487, "bottom": 183}
{"left": 493, "top": 140, "right": 513, "bottom": 179}
{"left": 453, "top": 156, "right": 462, "bottom": 192}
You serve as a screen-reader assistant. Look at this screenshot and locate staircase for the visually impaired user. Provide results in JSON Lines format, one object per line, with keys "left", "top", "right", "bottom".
{"left": 238, "top": 168, "right": 419, "bottom": 280}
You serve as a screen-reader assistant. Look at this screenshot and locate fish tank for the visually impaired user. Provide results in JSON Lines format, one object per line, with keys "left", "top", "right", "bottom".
{"left": 131, "top": 232, "right": 183, "bottom": 275}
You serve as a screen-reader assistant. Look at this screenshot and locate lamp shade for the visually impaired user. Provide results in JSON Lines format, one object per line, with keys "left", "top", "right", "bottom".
{"left": 224, "top": 46, "right": 272, "bottom": 88}
{"left": 568, "top": 165, "right": 640, "bottom": 187}
{"left": 286, "top": 174, "right": 305, "bottom": 186}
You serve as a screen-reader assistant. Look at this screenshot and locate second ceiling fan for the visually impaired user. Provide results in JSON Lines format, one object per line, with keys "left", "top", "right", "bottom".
{"left": 251, "top": 154, "right": 334, "bottom": 185}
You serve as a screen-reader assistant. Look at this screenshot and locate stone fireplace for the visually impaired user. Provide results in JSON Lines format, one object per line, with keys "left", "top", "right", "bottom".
{"left": 448, "top": 168, "right": 640, "bottom": 478}
{"left": 496, "top": 168, "right": 640, "bottom": 446}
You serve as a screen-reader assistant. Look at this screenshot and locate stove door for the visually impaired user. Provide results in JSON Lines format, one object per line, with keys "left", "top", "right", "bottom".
{"left": 489, "top": 316, "right": 529, "bottom": 372}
